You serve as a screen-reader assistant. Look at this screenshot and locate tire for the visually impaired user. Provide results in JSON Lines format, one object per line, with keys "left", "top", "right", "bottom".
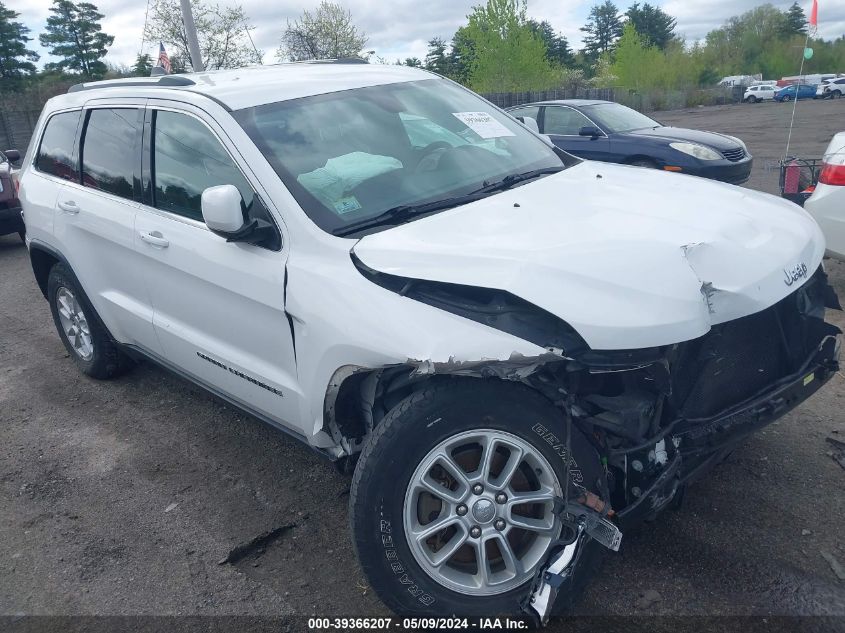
{"left": 47, "top": 262, "right": 133, "bottom": 379}
{"left": 350, "top": 378, "right": 606, "bottom": 617}
{"left": 783, "top": 95, "right": 792, "bottom": 102}
{"left": 746, "top": 96, "right": 757, "bottom": 104}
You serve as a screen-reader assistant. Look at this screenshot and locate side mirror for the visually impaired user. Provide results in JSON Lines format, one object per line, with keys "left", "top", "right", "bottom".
{"left": 4, "top": 149, "right": 20, "bottom": 163}
{"left": 201, "top": 184, "right": 282, "bottom": 250}
{"left": 202, "top": 184, "right": 247, "bottom": 234}
{"left": 579, "top": 126, "right": 602, "bottom": 139}
{"left": 517, "top": 116, "right": 540, "bottom": 134}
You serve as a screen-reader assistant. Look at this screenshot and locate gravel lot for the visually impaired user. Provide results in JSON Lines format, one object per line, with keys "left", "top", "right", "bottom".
{"left": 1, "top": 98, "right": 844, "bottom": 628}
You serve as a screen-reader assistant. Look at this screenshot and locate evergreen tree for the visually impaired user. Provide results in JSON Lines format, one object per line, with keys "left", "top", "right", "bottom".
{"left": 783, "top": 2, "right": 807, "bottom": 36}
{"left": 625, "top": 2, "right": 677, "bottom": 49}
{"left": 132, "top": 53, "right": 152, "bottom": 76}
{"left": 424, "top": 37, "right": 450, "bottom": 75}
{"left": 39, "top": 0, "right": 114, "bottom": 78}
{"left": 527, "top": 19, "right": 574, "bottom": 66}
{"left": 0, "top": 2, "right": 40, "bottom": 80}
{"left": 581, "top": 1, "right": 623, "bottom": 57}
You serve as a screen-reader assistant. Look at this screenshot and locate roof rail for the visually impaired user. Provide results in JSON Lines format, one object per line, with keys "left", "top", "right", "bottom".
{"left": 68, "top": 75, "right": 196, "bottom": 93}
{"left": 305, "top": 58, "right": 369, "bottom": 64}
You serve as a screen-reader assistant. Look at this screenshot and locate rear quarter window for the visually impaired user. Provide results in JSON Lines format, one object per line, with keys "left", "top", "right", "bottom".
{"left": 35, "top": 110, "right": 82, "bottom": 181}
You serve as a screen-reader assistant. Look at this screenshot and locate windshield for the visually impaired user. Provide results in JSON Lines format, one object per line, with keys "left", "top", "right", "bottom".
{"left": 580, "top": 103, "right": 661, "bottom": 134}
{"left": 233, "top": 78, "right": 568, "bottom": 235}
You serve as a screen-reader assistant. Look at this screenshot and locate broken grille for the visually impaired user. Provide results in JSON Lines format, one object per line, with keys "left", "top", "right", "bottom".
{"left": 673, "top": 268, "right": 832, "bottom": 419}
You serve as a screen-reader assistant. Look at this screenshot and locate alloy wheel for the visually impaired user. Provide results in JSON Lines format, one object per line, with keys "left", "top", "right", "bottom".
{"left": 404, "top": 429, "right": 562, "bottom": 596}
{"left": 56, "top": 286, "right": 94, "bottom": 361}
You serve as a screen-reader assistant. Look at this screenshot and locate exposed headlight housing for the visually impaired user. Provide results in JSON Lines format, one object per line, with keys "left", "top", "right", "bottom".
{"left": 669, "top": 142, "right": 722, "bottom": 161}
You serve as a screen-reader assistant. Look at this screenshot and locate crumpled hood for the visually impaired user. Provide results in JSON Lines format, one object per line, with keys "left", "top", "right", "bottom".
{"left": 352, "top": 161, "right": 825, "bottom": 350}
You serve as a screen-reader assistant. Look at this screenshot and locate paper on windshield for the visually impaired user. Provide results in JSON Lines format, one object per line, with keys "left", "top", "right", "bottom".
{"left": 452, "top": 112, "right": 515, "bottom": 139}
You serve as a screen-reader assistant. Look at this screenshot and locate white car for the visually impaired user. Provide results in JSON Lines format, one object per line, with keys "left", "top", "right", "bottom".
{"left": 743, "top": 85, "right": 777, "bottom": 102}
{"left": 17, "top": 63, "right": 842, "bottom": 621}
{"left": 817, "top": 78, "right": 845, "bottom": 98}
{"left": 806, "top": 131, "right": 845, "bottom": 259}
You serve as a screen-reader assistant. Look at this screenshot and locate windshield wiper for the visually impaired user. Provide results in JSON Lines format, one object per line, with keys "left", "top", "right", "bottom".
{"left": 333, "top": 166, "right": 564, "bottom": 237}
{"left": 474, "top": 166, "right": 564, "bottom": 194}
{"left": 333, "top": 191, "right": 492, "bottom": 237}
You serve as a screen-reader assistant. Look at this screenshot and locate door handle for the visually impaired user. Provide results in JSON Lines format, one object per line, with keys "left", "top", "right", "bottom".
{"left": 139, "top": 231, "right": 170, "bottom": 248}
{"left": 58, "top": 200, "right": 79, "bottom": 214}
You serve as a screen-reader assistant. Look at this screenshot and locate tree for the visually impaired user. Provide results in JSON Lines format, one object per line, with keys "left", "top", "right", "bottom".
{"left": 448, "top": 27, "right": 475, "bottom": 84}
{"left": 783, "top": 2, "right": 807, "bottom": 36}
{"left": 403, "top": 57, "right": 422, "bottom": 67}
{"left": 39, "top": 0, "right": 113, "bottom": 78}
{"left": 132, "top": 53, "right": 152, "bottom": 77}
{"left": 0, "top": 2, "right": 39, "bottom": 81}
{"left": 527, "top": 19, "right": 574, "bottom": 66}
{"left": 145, "top": 0, "right": 262, "bottom": 71}
{"left": 424, "top": 37, "right": 451, "bottom": 75}
{"left": 459, "top": 0, "right": 557, "bottom": 92}
{"left": 278, "top": 1, "right": 367, "bottom": 62}
{"left": 580, "top": 1, "right": 623, "bottom": 57}
{"left": 624, "top": 2, "right": 676, "bottom": 49}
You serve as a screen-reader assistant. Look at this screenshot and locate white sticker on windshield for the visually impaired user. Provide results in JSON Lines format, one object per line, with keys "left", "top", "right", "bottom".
{"left": 452, "top": 112, "right": 515, "bottom": 139}
{"left": 333, "top": 196, "right": 362, "bottom": 215}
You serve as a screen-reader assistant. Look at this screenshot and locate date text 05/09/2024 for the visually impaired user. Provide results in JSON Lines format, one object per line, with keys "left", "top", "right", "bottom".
{"left": 307, "top": 617, "right": 530, "bottom": 630}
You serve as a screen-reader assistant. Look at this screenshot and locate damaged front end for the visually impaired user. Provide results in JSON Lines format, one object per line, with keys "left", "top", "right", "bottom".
{"left": 327, "top": 262, "right": 840, "bottom": 623}
{"left": 520, "top": 265, "right": 841, "bottom": 622}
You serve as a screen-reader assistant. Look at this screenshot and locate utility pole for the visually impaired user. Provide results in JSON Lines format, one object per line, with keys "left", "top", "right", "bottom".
{"left": 180, "top": 0, "right": 204, "bottom": 72}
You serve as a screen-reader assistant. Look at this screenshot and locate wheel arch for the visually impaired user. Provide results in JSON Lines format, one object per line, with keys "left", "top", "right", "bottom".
{"left": 624, "top": 154, "right": 660, "bottom": 167}
{"left": 29, "top": 240, "right": 66, "bottom": 299}
{"left": 322, "top": 356, "right": 571, "bottom": 460}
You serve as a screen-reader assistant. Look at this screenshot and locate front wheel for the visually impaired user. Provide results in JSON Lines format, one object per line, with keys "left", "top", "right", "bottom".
{"left": 350, "top": 379, "right": 605, "bottom": 617}
{"left": 783, "top": 94, "right": 792, "bottom": 102}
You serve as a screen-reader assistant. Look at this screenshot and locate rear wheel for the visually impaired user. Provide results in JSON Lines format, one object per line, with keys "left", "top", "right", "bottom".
{"left": 47, "top": 263, "right": 133, "bottom": 379}
{"left": 783, "top": 94, "right": 792, "bottom": 102}
{"left": 746, "top": 96, "right": 758, "bottom": 103}
{"left": 350, "top": 379, "right": 605, "bottom": 617}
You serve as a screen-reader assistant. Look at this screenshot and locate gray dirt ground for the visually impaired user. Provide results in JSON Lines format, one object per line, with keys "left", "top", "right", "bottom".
{"left": 1, "top": 98, "right": 844, "bottom": 628}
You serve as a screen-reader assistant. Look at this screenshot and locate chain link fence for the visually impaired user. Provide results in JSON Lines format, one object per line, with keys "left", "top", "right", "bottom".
{"left": 481, "top": 86, "right": 743, "bottom": 112}
{"left": 0, "top": 109, "right": 41, "bottom": 154}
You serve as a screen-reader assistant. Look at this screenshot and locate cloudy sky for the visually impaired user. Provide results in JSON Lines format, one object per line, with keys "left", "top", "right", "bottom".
{"left": 11, "top": 0, "right": 845, "bottom": 70}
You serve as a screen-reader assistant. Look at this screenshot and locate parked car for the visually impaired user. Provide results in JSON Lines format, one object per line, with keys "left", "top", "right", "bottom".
{"left": 744, "top": 84, "right": 777, "bottom": 102}
{"left": 774, "top": 84, "right": 817, "bottom": 101}
{"left": 507, "top": 100, "right": 752, "bottom": 184}
{"left": 18, "top": 64, "right": 841, "bottom": 621}
{"left": 0, "top": 149, "right": 24, "bottom": 241}
{"left": 805, "top": 131, "right": 845, "bottom": 259}
{"left": 817, "top": 78, "right": 845, "bottom": 99}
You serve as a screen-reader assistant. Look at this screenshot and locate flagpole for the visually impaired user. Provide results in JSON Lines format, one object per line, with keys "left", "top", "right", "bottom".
{"left": 180, "top": 0, "right": 204, "bottom": 72}
{"left": 785, "top": 0, "right": 819, "bottom": 158}
{"left": 784, "top": 29, "right": 810, "bottom": 159}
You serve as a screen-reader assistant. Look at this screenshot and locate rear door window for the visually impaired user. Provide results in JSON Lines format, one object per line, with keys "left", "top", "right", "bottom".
{"left": 35, "top": 110, "right": 82, "bottom": 181}
{"left": 81, "top": 108, "right": 140, "bottom": 200}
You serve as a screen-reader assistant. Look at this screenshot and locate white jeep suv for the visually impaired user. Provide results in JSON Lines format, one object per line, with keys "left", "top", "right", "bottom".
{"left": 17, "top": 62, "right": 841, "bottom": 621}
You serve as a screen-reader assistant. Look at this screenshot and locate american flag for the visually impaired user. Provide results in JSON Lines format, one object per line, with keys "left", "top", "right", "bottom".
{"left": 157, "top": 42, "right": 172, "bottom": 74}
